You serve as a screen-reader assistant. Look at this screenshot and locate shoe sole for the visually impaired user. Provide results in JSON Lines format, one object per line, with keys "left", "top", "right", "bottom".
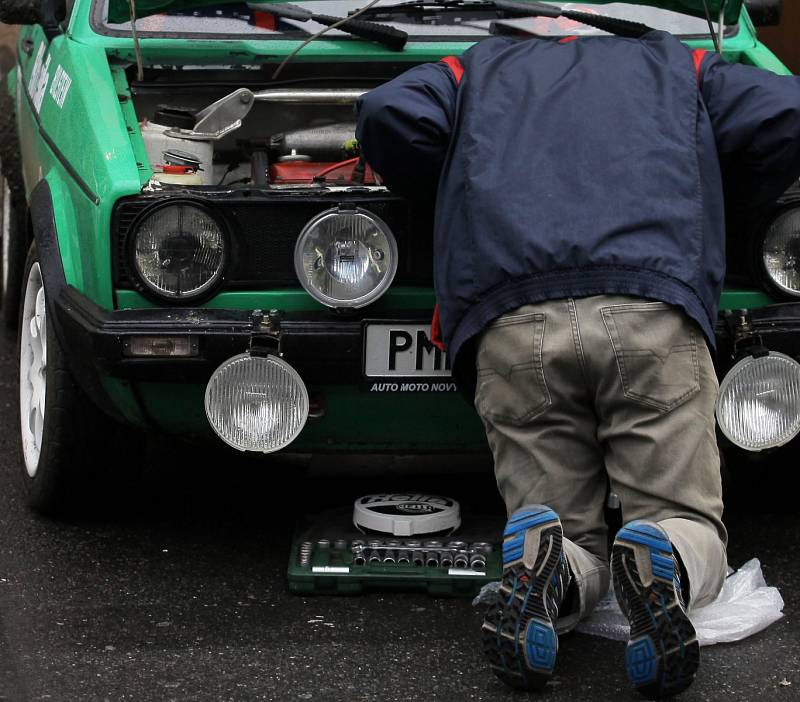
{"left": 612, "top": 521, "right": 700, "bottom": 699}
{"left": 481, "top": 505, "right": 563, "bottom": 691}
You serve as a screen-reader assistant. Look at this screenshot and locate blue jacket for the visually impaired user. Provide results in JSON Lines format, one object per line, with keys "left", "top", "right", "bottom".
{"left": 356, "top": 32, "right": 800, "bottom": 380}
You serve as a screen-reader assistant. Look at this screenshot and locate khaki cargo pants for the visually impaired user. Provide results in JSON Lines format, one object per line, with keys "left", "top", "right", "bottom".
{"left": 474, "top": 295, "right": 728, "bottom": 630}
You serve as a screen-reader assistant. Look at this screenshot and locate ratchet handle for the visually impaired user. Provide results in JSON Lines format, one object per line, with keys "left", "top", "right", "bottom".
{"left": 314, "top": 13, "right": 409, "bottom": 51}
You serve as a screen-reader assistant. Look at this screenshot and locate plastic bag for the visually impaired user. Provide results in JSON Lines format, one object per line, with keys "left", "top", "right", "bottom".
{"left": 473, "top": 558, "right": 784, "bottom": 647}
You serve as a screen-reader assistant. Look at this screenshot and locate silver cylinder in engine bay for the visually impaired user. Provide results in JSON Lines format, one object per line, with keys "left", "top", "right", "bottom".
{"left": 253, "top": 89, "right": 367, "bottom": 104}
{"left": 271, "top": 123, "right": 357, "bottom": 163}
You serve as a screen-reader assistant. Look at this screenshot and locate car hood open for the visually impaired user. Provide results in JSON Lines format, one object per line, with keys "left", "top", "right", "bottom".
{"left": 107, "top": 0, "right": 743, "bottom": 31}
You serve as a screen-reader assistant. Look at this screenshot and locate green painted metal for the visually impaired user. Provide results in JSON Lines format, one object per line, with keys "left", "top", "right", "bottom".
{"left": 110, "top": 67, "right": 154, "bottom": 187}
{"left": 14, "top": 27, "right": 146, "bottom": 308}
{"left": 133, "top": 381, "right": 488, "bottom": 449}
{"left": 115, "top": 287, "right": 436, "bottom": 311}
{"left": 719, "top": 289, "right": 775, "bottom": 310}
{"left": 117, "top": 288, "right": 777, "bottom": 318}
{"left": 100, "top": 377, "right": 150, "bottom": 427}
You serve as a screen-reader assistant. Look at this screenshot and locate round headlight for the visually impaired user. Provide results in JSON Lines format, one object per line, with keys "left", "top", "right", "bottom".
{"left": 205, "top": 353, "right": 309, "bottom": 453}
{"left": 762, "top": 207, "right": 800, "bottom": 297}
{"left": 294, "top": 207, "right": 398, "bottom": 308}
{"left": 132, "top": 202, "right": 226, "bottom": 300}
{"left": 716, "top": 351, "right": 800, "bottom": 451}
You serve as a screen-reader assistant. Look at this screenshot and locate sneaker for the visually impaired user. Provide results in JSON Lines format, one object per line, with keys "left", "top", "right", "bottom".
{"left": 612, "top": 520, "right": 700, "bottom": 699}
{"left": 481, "top": 505, "right": 570, "bottom": 691}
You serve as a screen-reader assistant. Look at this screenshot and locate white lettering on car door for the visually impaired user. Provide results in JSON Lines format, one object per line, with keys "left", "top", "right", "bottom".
{"left": 28, "top": 43, "right": 52, "bottom": 114}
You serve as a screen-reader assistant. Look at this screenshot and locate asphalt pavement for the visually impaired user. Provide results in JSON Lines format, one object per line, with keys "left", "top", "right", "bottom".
{"left": 0, "top": 324, "right": 798, "bottom": 702}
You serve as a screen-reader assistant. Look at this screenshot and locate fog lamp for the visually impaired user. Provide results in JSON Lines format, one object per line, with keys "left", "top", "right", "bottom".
{"left": 716, "top": 351, "right": 800, "bottom": 451}
{"left": 204, "top": 353, "right": 309, "bottom": 452}
{"left": 294, "top": 207, "right": 397, "bottom": 308}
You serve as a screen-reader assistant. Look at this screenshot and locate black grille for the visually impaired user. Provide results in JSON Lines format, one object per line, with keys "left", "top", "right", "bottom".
{"left": 113, "top": 194, "right": 434, "bottom": 293}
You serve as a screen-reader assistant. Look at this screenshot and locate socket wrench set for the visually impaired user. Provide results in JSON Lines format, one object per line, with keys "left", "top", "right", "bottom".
{"left": 287, "top": 495, "right": 503, "bottom": 596}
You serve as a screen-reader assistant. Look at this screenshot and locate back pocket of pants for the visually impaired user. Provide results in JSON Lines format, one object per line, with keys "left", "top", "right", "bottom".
{"left": 475, "top": 312, "right": 550, "bottom": 426}
{"left": 601, "top": 302, "right": 700, "bottom": 413}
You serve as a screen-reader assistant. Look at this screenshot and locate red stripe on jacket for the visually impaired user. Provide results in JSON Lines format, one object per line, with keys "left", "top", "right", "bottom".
{"left": 440, "top": 55, "right": 464, "bottom": 84}
{"left": 692, "top": 48, "right": 708, "bottom": 83}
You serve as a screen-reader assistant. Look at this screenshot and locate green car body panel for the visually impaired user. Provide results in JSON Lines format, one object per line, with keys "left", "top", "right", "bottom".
{"left": 4, "top": 1, "right": 796, "bottom": 451}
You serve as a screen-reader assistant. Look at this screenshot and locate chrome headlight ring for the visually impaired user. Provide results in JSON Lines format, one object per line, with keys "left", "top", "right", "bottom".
{"left": 127, "top": 199, "right": 229, "bottom": 304}
{"left": 760, "top": 203, "right": 800, "bottom": 299}
{"left": 294, "top": 206, "right": 398, "bottom": 309}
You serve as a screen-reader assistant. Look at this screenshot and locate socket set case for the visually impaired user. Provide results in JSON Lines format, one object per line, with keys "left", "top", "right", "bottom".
{"left": 287, "top": 508, "right": 503, "bottom": 596}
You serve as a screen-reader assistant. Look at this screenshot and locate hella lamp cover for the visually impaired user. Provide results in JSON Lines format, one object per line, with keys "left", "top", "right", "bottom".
{"left": 716, "top": 352, "right": 800, "bottom": 451}
{"left": 762, "top": 207, "right": 800, "bottom": 296}
{"left": 294, "top": 207, "right": 398, "bottom": 308}
{"left": 353, "top": 494, "right": 461, "bottom": 536}
{"left": 205, "top": 353, "right": 309, "bottom": 452}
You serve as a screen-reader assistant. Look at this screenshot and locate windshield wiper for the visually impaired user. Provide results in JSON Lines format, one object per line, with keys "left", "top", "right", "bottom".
{"left": 249, "top": 1, "right": 408, "bottom": 50}
{"left": 355, "top": 0, "right": 654, "bottom": 38}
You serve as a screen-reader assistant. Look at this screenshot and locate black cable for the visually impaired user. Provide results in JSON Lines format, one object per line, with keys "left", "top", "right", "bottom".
{"left": 699, "top": 0, "right": 721, "bottom": 53}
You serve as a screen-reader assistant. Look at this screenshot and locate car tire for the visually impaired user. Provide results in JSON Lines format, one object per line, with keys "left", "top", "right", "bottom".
{"left": 18, "top": 244, "right": 143, "bottom": 516}
{"left": 0, "top": 71, "right": 27, "bottom": 330}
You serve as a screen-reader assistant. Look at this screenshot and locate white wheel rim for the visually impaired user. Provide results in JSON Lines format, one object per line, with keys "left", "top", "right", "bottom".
{"left": 1, "top": 179, "right": 10, "bottom": 299}
{"left": 19, "top": 262, "right": 47, "bottom": 477}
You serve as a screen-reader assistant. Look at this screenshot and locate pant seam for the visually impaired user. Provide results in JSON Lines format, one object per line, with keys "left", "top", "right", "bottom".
{"left": 568, "top": 298, "right": 591, "bottom": 387}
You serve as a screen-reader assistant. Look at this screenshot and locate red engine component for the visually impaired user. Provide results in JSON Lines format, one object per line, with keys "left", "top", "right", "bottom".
{"left": 269, "top": 158, "right": 379, "bottom": 185}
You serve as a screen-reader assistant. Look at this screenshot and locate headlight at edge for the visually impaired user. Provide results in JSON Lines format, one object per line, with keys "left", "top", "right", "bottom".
{"left": 716, "top": 350, "right": 800, "bottom": 451}
{"left": 761, "top": 205, "right": 800, "bottom": 298}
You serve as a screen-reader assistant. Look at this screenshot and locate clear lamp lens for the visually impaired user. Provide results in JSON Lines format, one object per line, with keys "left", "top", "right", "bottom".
{"left": 294, "top": 208, "right": 397, "bottom": 308}
{"left": 205, "top": 353, "right": 309, "bottom": 453}
{"left": 762, "top": 208, "right": 800, "bottom": 296}
{"left": 716, "top": 352, "right": 800, "bottom": 451}
{"left": 133, "top": 204, "right": 225, "bottom": 298}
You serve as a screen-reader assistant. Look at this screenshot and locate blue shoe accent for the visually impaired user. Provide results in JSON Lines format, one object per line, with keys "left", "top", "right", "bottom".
{"left": 503, "top": 507, "right": 559, "bottom": 566}
{"left": 612, "top": 520, "right": 699, "bottom": 699}
{"left": 617, "top": 521, "right": 676, "bottom": 583}
{"left": 504, "top": 509, "right": 559, "bottom": 538}
{"left": 651, "top": 553, "right": 676, "bottom": 581}
{"left": 481, "top": 505, "right": 570, "bottom": 692}
{"left": 525, "top": 620, "right": 557, "bottom": 672}
{"left": 627, "top": 637, "right": 657, "bottom": 685}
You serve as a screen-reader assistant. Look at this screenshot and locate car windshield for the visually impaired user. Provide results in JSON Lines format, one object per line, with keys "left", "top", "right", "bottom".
{"left": 95, "top": 1, "right": 732, "bottom": 39}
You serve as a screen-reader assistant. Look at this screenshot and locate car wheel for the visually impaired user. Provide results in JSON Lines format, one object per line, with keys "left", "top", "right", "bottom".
{"left": 18, "top": 244, "right": 143, "bottom": 515}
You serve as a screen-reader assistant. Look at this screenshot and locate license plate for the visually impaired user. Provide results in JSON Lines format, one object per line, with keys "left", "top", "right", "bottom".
{"left": 364, "top": 323, "right": 452, "bottom": 378}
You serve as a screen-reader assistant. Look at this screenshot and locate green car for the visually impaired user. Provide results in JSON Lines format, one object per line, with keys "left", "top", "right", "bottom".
{"left": 0, "top": 0, "right": 796, "bottom": 514}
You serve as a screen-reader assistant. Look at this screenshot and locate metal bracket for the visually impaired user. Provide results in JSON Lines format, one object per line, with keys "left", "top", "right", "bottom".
{"left": 249, "top": 308, "right": 283, "bottom": 357}
{"left": 725, "top": 308, "right": 768, "bottom": 359}
{"left": 166, "top": 88, "right": 255, "bottom": 141}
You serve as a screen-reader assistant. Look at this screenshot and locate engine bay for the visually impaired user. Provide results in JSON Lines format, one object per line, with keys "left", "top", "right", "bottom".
{"left": 129, "top": 70, "right": 387, "bottom": 189}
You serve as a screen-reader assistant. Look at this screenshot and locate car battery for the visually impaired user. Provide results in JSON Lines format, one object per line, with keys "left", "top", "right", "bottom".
{"left": 287, "top": 500, "right": 504, "bottom": 596}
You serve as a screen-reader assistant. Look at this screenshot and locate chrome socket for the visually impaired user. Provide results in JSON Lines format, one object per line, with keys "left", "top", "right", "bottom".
{"left": 469, "top": 553, "right": 487, "bottom": 570}
{"left": 298, "top": 541, "right": 314, "bottom": 567}
{"left": 453, "top": 552, "right": 469, "bottom": 569}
